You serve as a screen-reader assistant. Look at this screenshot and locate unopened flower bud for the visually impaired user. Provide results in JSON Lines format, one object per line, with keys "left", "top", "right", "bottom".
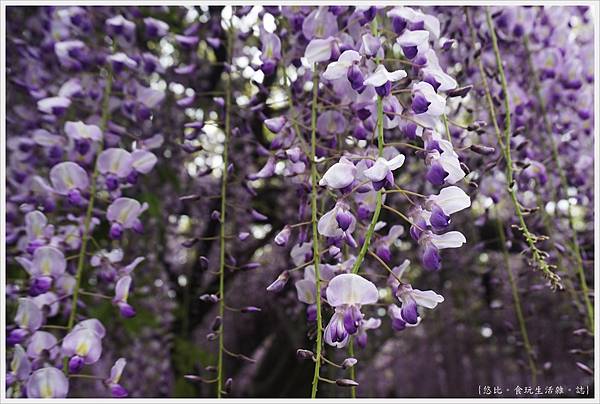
{"left": 470, "top": 144, "right": 496, "bottom": 155}
{"left": 225, "top": 378, "right": 233, "bottom": 394}
{"left": 211, "top": 316, "right": 222, "bottom": 332}
{"left": 447, "top": 85, "right": 473, "bottom": 98}
{"left": 274, "top": 225, "right": 291, "bottom": 246}
{"left": 266, "top": 271, "right": 289, "bottom": 292}
{"left": 296, "top": 349, "right": 314, "bottom": 360}
{"left": 336, "top": 378, "right": 359, "bottom": 387}
{"left": 341, "top": 357, "right": 358, "bottom": 369}
{"left": 240, "top": 262, "right": 260, "bottom": 271}
{"left": 199, "top": 293, "right": 219, "bottom": 303}
{"left": 240, "top": 306, "right": 262, "bottom": 313}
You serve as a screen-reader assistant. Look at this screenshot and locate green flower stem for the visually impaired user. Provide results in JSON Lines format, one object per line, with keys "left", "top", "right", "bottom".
{"left": 522, "top": 34, "right": 593, "bottom": 332}
{"left": 351, "top": 18, "right": 384, "bottom": 275}
{"left": 216, "top": 19, "right": 234, "bottom": 398}
{"left": 494, "top": 208, "right": 537, "bottom": 384}
{"left": 64, "top": 68, "right": 112, "bottom": 375}
{"left": 466, "top": 7, "right": 560, "bottom": 289}
{"left": 349, "top": 338, "right": 356, "bottom": 398}
{"left": 310, "top": 67, "right": 324, "bottom": 399}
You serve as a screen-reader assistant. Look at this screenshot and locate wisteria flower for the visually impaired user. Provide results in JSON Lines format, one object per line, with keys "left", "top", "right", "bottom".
{"left": 419, "top": 230, "right": 467, "bottom": 271}
{"left": 424, "top": 186, "right": 471, "bottom": 231}
{"left": 27, "top": 331, "right": 59, "bottom": 360}
{"left": 411, "top": 81, "right": 445, "bottom": 116}
{"left": 319, "top": 157, "right": 356, "bottom": 189}
{"left": 322, "top": 50, "right": 361, "bottom": 84}
{"left": 318, "top": 201, "right": 357, "bottom": 246}
{"left": 49, "top": 161, "right": 89, "bottom": 205}
{"left": 7, "top": 345, "right": 31, "bottom": 386}
{"left": 106, "top": 197, "right": 148, "bottom": 239}
{"left": 302, "top": 7, "right": 338, "bottom": 39}
{"left": 259, "top": 32, "right": 281, "bottom": 75}
{"left": 364, "top": 65, "right": 407, "bottom": 96}
{"left": 304, "top": 36, "right": 337, "bottom": 66}
{"left": 37, "top": 96, "right": 71, "bottom": 116}
{"left": 106, "top": 358, "right": 128, "bottom": 397}
{"left": 363, "top": 154, "right": 406, "bottom": 190}
{"left": 62, "top": 319, "right": 105, "bottom": 373}
{"left": 397, "top": 30, "right": 430, "bottom": 59}
{"left": 113, "top": 275, "right": 136, "bottom": 318}
{"left": 324, "top": 273, "right": 379, "bottom": 348}
{"left": 26, "top": 367, "right": 69, "bottom": 398}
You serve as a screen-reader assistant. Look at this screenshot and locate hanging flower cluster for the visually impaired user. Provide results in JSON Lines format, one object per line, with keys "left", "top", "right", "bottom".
{"left": 5, "top": 4, "right": 594, "bottom": 399}
{"left": 259, "top": 6, "right": 472, "bottom": 393}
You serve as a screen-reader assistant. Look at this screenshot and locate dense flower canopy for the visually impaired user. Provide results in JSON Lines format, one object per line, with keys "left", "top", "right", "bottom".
{"left": 4, "top": 4, "right": 596, "bottom": 399}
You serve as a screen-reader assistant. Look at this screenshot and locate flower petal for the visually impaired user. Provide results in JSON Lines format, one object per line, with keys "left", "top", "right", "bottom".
{"left": 430, "top": 186, "right": 471, "bottom": 215}
{"left": 411, "top": 289, "right": 444, "bottom": 309}
{"left": 326, "top": 273, "right": 379, "bottom": 307}
{"left": 430, "top": 231, "right": 466, "bottom": 249}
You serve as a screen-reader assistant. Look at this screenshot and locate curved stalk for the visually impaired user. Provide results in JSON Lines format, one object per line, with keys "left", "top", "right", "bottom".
{"left": 65, "top": 68, "right": 112, "bottom": 347}
{"left": 216, "top": 19, "right": 234, "bottom": 398}
{"left": 522, "top": 34, "right": 593, "bottom": 332}
{"left": 494, "top": 208, "right": 537, "bottom": 384}
{"left": 466, "top": 7, "right": 561, "bottom": 289}
{"left": 310, "top": 67, "right": 324, "bottom": 399}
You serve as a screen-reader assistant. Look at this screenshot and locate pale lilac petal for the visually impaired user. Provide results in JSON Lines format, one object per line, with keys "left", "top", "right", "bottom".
{"left": 32, "top": 246, "right": 66, "bottom": 277}
{"left": 11, "top": 345, "right": 31, "bottom": 381}
{"left": 25, "top": 211, "right": 48, "bottom": 240}
{"left": 114, "top": 276, "right": 132, "bottom": 302}
{"left": 318, "top": 207, "right": 341, "bottom": 238}
{"left": 106, "top": 198, "right": 143, "bottom": 228}
{"left": 363, "top": 158, "right": 389, "bottom": 182}
{"left": 290, "top": 242, "right": 312, "bottom": 267}
{"left": 15, "top": 298, "right": 43, "bottom": 331}
{"left": 295, "top": 279, "right": 316, "bottom": 304}
{"left": 33, "top": 292, "right": 60, "bottom": 317}
{"left": 364, "top": 65, "right": 407, "bottom": 87}
{"left": 27, "top": 331, "right": 58, "bottom": 359}
{"left": 430, "top": 186, "right": 471, "bottom": 215}
{"left": 361, "top": 317, "right": 382, "bottom": 330}
{"left": 413, "top": 81, "right": 445, "bottom": 116}
{"left": 37, "top": 97, "right": 71, "bottom": 115}
{"left": 305, "top": 37, "right": 335, "bottom": 66}
{"left": 319, "top": 157, "right": 356, "bottom": 189}
{"left": 62, "top": 329, "right": 102, "bottom": 363}
{"left": 97, "top": 148, "right": 133, "bottom": 177}
{"left": 137, "top": 86, "right": 165, "bottom": 109}
{"left": 430, "top": 231, "right": 466, "bottom": 249}
{"left": 131, "top": 150, "right": 157, "bottom": 174}
{"left": 326, "top": 273, "right": 379, "bottom": 307}
{"left": 322, "top": 50, "right": 360, "bottom": 80}
{"left": 108, "top": 52, "right": 138, "bottom": 68}
{"left": 386, "top": 154, "right": 406, "bottom": 171}
{"left": 64, "top": 121, "right": 103, "bottom": 142}
{"left": 122, "top": 256, "right": 144, "bottom": 274}
{"left": 26, "top": 367, "right": 69, "bottom": 398}
{"left": 411, "top": 289, "right": 444, "bottom": 309}
{"left": 50, "top": 162, "right": 89, "bottom": 194}
{"left": 109, "top": 358, "right": 127, "bottom": 384}
{"left": 397, "top": 29, "right": 430, "bottom": 47}
{"left": 72, "top": 318, "right": 106, "bottom": 338}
